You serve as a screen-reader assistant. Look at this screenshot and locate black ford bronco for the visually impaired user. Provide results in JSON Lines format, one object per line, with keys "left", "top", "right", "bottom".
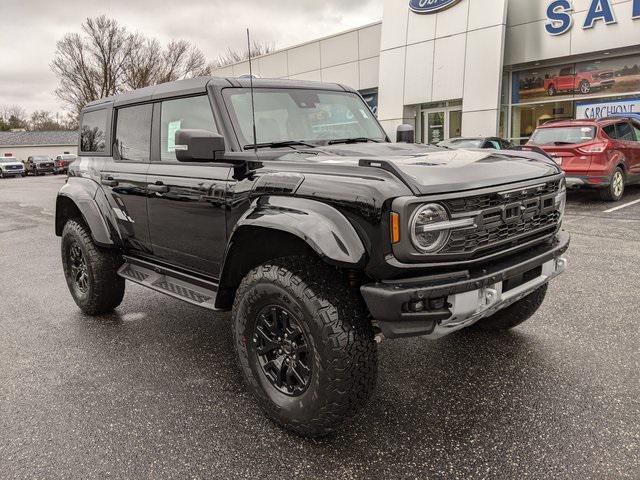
{"left": 56, "top": 77, "right": 569, "bottom": 436}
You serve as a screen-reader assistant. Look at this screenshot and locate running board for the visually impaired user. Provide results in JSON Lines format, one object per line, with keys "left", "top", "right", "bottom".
{"left": 118, "top": 257, "right": 219, "bottom": 310}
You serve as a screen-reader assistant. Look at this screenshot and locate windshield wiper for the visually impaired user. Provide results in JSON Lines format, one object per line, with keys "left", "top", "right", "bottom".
{"left": 327, "top": 137, "right": 380, "bottom": 145}
{"left": 244, "top": 140, "right": 317, "bottom": 150}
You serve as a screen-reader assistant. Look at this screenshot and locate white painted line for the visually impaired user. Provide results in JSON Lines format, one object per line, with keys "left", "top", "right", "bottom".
{"left": 604, "top": 199, "right": 640, "bottom": 213}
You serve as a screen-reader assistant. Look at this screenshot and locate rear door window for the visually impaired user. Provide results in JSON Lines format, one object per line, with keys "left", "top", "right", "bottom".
{"left": 114, "top": 104, "right": 153, "bottom": 162}
{"left": 616, "top": 122, "right": 635, "bottom": 142}
{"left": 80, "top": 110, "right": 108, "bottom": 153}
{"left": 160, "top": 96, "right": 217, "bottom": 162}
{"left": 632, "top": 122, "right": 640, "bottom": 142}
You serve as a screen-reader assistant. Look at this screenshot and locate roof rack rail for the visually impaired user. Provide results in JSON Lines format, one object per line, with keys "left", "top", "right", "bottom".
{"left": 541, "top": 119, "right": 576, "bottom": 125}
{"left": 602, "top": 113, "right": 640, "bottom": 121}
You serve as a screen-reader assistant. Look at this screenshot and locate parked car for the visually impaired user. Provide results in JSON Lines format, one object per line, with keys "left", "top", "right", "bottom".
{"left": 527, "top": 117, "right": 640, "bottom": 201}
{"left": 438, "top": 137, "right": 514, "bottom": 150}
{"left": 544, "top": 65, "right": 615, "bottom": 97}
{"left": 24, "top": 156, "right": 55, "bottom": 176}
{"left": 56, "top": 77, "right": 569, "bottom": 437}
{"left": 0, "top": 156, "right": 25, "bottom": 178}
{"left": 54, "top": 154, "right": 77, "bottom": 174}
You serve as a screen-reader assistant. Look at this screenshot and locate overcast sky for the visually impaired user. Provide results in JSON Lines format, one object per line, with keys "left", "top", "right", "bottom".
{"left": 0, "top": 0, "right": 382, "bottom": 115}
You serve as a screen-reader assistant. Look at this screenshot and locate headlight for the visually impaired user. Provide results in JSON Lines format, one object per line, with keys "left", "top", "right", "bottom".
{"left": 555, "top": 178, "right": 567, "bottom": 221}
{"left": 410, "top": 203, "right": 451, "bottom": 253}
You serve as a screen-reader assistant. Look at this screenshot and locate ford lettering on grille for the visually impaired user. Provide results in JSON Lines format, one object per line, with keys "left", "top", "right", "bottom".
{"left": 441, "top": 182, "right": 561, "bottom": 257}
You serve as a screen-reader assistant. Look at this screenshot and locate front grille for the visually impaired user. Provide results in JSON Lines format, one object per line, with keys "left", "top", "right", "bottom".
{"left": 6, "top": 165, "right": 21, "bottom": 170}
{"left": 438, "top": 179, "right": 562, "bottom": 257}
{"left": 599, "top": 72, "right": 614, "bottom": 80}
{"left": 443, "top": 180, "right": 560, "bottom": 214}
{"left": 443, "top": 211, "right": 560, "bottom": 255}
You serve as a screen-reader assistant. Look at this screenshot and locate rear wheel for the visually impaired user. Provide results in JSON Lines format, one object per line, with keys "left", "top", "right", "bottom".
{"left": 232, "top": 256, "right": 377, "bottom": 437}
{"left": 579, "top": 80, "right": 591, "bottom": 94}
{"left": 600, "top": 167, "right": 625, "bottom": 202}
{"left": 61, "top": 219, "right": 125, "bottom": 315}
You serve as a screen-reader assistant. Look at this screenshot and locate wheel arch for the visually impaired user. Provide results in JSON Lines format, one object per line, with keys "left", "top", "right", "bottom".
{"left": 215, "top": 196, "right": 367, "bottom": 310}
{"left": 55, "top": 178, "right": 119, "bottom": 248}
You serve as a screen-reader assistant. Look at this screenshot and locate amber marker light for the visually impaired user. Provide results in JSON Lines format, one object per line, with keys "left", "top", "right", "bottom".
{"left": 390, "top": 212, "right": 401, "bottom": 244}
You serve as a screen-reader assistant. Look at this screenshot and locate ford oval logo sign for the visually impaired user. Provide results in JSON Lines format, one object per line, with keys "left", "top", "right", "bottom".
{"left": 409, "top": 0, "right": 463, "bottom": 14}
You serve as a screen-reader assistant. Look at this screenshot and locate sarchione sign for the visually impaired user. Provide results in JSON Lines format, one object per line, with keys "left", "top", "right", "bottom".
{"left": 409, "top": 0, "right": 463, "bottom": 14}
{"left": 576, "top": 99, "right": 640, "bottom": 119}
{"left": 546, "top": 0, "right": 640, "bottom": 35}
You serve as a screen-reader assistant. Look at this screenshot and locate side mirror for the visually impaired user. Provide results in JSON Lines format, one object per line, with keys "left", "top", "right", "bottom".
{"left": 175, "top": 129, "right": 226, "bottom": 162}
{"left": 396, "top": 124, "right": 415, "bottom": 144}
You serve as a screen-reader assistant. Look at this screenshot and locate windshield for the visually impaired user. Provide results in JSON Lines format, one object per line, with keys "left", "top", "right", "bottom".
{"left": 0, "top": 158, "right": 19, "bottom": 163}
{"left": 32, "top": 156, "right": 50, "bottom": 161}
{"left": 529, "top": 126, "right": 596, "bottom": 145}
{"left": 438, "top": 138, "right": 484, "bottom": 149}
{"left": 223, "top": 88, "right": 387, "bottom": 148}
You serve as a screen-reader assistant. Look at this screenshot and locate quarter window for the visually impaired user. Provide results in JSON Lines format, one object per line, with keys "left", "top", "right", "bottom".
{"left": 114, "top": 104, "right": 152, "bottom": 162}
{"left": 80, "top": 109, "right": 108, "bottom": 153}
{"left": 160, "top": 96, "right": 217, "bottom": 161}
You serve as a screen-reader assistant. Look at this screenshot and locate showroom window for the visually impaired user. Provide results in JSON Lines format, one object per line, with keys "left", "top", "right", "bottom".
{"left": 507, "top": 53, "right": 640, "bottom": 144}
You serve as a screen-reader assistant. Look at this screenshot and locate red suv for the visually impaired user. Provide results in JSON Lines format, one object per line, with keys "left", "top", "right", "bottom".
{"left": 527, "top": 117, "right": 640, "bottom": 201}
{"left": 544, "top": 66, "right": 615, "bottom": 97}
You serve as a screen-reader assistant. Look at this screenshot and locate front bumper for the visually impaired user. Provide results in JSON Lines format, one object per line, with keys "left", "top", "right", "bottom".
{"left": 361, "top": 232, "right": 570, "bottom": 339}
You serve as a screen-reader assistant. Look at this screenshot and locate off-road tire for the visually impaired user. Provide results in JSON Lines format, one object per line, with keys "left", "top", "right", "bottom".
{"left": 61, "top": 219, "right": 125, "bottom": 315}
{"left": 600, "top": 167, "right": 625, "bottom": 202}
{"left": 470, "top": 284, "right": 548, "bottom": 332}
{"left": 232, "top": 256, "right": 377, "bottom": 437}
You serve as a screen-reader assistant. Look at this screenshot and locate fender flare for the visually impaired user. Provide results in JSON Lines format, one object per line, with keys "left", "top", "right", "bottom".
{"left": 229, "top": 196, "right": 367, "bottom": 267}
{"left": 215, "top": 195, "right": 368, "bottom": 308}
{"left": 55, "top": 177, "right": 120, "bottom": 248}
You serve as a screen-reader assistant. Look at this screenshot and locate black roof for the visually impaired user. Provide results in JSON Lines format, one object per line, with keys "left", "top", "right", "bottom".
{"left": 84, "top": 76, "right": 355, "bottom": 111}
{"left": 0, "top": 130, "right": 78, "bottom": 147}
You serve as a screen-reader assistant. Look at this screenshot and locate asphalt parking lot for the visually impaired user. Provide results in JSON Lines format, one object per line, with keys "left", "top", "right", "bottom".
{"left": 0, "top": 175, "right": 638, "bottom": 479}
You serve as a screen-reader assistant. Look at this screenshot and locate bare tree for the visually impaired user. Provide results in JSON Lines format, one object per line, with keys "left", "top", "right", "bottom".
{"left": 28, "top": 110, "right": 78, "bottom": 131}
{"left": 0, "top": 105, "right": 28, "bottom": 130}
{"left": 214, "top": 41, "right": 276, "bottom": 68}
{"left": 52, "top": 16, "right": 212, "bottom": 114}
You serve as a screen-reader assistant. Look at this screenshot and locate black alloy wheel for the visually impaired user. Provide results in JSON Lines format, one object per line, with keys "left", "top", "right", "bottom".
{"left": 252, "top": 305, "right": 312, "bottom": 397}
{"left": 67, "top": 241, "right": 89, "bottom": 295}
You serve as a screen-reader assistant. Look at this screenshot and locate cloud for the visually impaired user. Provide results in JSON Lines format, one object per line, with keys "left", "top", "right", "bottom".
{"left": 0, "top": 0, "right": 382, "bottom": 114}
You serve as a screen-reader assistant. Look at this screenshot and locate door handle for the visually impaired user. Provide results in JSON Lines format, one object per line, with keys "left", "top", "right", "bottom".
{"left": 101, "top": 177, "right": 119, "bottom": 187}
{"left": 148, "top": 182, "right": 169, "bottom": 194}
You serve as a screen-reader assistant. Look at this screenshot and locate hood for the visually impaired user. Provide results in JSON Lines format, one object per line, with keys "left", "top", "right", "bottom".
{"left": 0, "top": 160, "right": 23, "bottom": 167}
{"left": 278, "top": 143, "right": 560, "bottom": 195}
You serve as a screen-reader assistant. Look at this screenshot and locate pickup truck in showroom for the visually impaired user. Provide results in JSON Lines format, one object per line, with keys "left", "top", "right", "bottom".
{"left": 55, "top": 77, "right": 569, "bottom": 437}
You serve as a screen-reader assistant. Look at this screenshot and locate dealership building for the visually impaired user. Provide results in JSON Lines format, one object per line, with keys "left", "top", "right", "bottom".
{"left": 212, "top": 0, "right": 640, "bottom": 144}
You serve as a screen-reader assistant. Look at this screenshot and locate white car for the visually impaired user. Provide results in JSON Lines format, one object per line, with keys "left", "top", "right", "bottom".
{"left": 0, "top": 157, "right": 25, "bottom": 178}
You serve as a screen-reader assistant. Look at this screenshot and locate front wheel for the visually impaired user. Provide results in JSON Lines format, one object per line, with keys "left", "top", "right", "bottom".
{"left": 547, "top": 85, "right": 556, "bottom": 96}
{"left": 232, "top": 256, "right": 377, "bottom": 437}
{"left": 61, "top": 219, "right": 125, "bottom": 315}
{"left": 470, "top": 284, "right": 548, "bottom": 332}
